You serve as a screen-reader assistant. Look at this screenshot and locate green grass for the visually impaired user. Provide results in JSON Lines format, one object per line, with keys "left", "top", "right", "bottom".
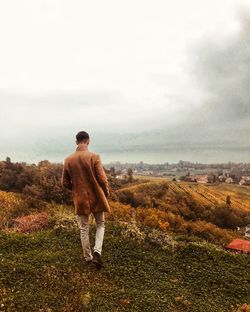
{"left": 134, "top": 174, "right": 174, "bottom": 181}
{"left": 0, "top": 223, "right": 250, "bottom": 312}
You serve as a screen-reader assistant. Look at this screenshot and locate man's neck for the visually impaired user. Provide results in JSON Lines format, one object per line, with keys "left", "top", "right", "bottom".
{"left": 76, "top": 143, "right": 89, "bottom": 151}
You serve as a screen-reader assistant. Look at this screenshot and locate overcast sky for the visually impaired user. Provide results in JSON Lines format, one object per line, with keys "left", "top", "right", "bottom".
{"left": 0, "top": 0, "right": 249, "bottom": 163}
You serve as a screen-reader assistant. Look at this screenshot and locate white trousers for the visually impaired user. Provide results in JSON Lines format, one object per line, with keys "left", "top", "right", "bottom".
{"left": 77, "top": 211, "right": 105, "bottom": 261}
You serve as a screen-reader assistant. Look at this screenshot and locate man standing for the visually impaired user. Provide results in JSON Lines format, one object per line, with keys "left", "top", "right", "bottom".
{"left": 61, "top": 131, "right": 111, "bottom": 268}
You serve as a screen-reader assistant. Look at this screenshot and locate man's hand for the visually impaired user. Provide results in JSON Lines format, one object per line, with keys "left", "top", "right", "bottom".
{"left": 105, "top": 189, "right": 111, "bottom": 198}
{"left": 61, "top": 163, "right": 72, "bottom": 190}
{"left": 94, "top": 154, "right": 110, "bottom": 197}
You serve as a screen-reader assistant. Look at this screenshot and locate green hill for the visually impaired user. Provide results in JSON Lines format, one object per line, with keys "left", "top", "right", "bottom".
{"left": 0, "top": 181, "right": 250, "bottom": 312}
{"left": 0, "top": 221, "right": 249, "bottom": 312}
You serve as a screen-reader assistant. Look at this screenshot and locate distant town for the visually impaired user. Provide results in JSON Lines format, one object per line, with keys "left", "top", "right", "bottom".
{"left": 105, "top": 160, "right": 250, "bottom": 185}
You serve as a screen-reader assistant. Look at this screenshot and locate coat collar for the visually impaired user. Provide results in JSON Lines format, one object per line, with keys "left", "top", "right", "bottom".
{"left": 76, "top": 143, "right": 89, "bottom": 151}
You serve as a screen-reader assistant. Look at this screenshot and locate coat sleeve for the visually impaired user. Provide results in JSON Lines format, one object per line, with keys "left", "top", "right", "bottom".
{"left": 61, "top": 162, "right": 72, "bottom": 190}
{"left": 94, "top": 154, "right": 110, "bottom": 197}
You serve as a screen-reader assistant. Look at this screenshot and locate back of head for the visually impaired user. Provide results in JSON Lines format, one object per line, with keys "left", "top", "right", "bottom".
{"left": 76, "top": 131, "right": 89, "bottom": 143}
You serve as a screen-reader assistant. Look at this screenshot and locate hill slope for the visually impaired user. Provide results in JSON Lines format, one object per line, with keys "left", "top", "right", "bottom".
{"left": 117, "top": 181, "right": 250, "bottom": 212}
{"left": 0, "top": 222, "right": 249, "bottom": 312}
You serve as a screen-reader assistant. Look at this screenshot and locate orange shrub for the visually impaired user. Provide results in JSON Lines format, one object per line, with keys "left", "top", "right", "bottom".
{"left": 10, "top": 212, "right": 49, "bottom": 233}
{"left": 235, "top": 304, "right": 250, "bottom": 312}
{"left": 107, "top": 201, "right": 133, "bottom": 222}
{"left": 184, "top": 220, "right": 235, "bottom": 244}
{"left": 107, "top": 201, "right": 236, "bottom": 245}
{"left": 0, "top": 191, "right": 28, "bottom": 228}
{"left": 134, "top": 208, "right": 185, "bottom": 232}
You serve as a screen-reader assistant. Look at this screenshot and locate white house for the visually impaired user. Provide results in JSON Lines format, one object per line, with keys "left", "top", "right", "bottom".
{"left": 225, "top": 177, "right": 234, "bottom": 184}
{"left": 245, "top": 224, "right": 250, "bottom": 238}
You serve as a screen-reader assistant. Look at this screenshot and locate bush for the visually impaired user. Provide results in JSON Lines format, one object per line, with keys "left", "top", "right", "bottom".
{"left": 184, "top": 220, "right": 235, "bottom": 245}
{"left": 213, "top": 204, "right": 242, "bottom": 229}
{"left": 7, "top": 212, "right": 49, "bottom": 233}
{"left": 0, "top": 191, "right": 31, "bottom": 229}
{"left": 235, "top": 304, "right": 250, "bottom": 312}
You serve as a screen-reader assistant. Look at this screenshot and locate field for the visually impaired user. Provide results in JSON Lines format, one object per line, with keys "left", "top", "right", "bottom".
{"left": 133, "top": 174, "right": 175, "bottom": 181}
{"left": 169, "top": 182, "right": 250, "bottom": 212}
{"left": 118, "top": 180, "right": 250, "bottom": 212}
{"left": 209, "top": 184, "right": 250, "bottom": 210}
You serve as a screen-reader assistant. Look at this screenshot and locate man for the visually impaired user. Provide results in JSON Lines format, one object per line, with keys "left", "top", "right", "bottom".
{"left": 61, "top": 131, "right": 111, "bottom": 268}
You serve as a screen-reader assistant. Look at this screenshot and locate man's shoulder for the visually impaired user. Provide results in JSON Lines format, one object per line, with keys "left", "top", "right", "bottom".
{"left": 63, "top": 152, "right": 76, "bottom": 163}
{"left": 64, "top": 151, "right": 100, "bottom": 162}
{"left": 90, "top": 151, "right": 100, "bottom": 158}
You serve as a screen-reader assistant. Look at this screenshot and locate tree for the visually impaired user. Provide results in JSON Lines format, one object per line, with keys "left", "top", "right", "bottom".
{"left": 127, "top": 168, "right": 133, "bottom": 183}
{"left": 213, "top": 204, "right": 240, "bottom": 229}
{"left": 226, "top": 195, "right": 231, "bottom": 207}
{"left": 110, "top": 167, "right": 116, "bottom": 178}
{"left": 5, "top": 156, "right": 11, "bottom": 163}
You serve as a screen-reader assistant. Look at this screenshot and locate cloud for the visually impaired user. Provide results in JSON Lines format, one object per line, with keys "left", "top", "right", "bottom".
{"left": 190, "top": 8, "right": 250, "bottom": 124}
{"left": 146, "top": 7, "right": 250, "bottom": 150}
{"left": 111, "top": 9, "right": 250, "bottom": 151}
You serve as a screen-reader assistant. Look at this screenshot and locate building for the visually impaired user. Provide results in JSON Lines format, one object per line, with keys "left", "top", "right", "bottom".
{"left": 141, "top": 170, "right": 154, "bottom": 176}
{"left": 116, "top": 174, "right": 128, "bottom": 180}
{"left": 225, "top": 177, "right": 234, "bottom": 184}
{"left": 195, "top": 175, "right": 209, "bottom": 184}
{"left": 239, "top": 176, "right": 250, "bottom": 186}
{"left": 226, "top": 239, "right": 250, "bottom": 254}
{"left": 245, "top": 224, "right": 250, "bottom": 238}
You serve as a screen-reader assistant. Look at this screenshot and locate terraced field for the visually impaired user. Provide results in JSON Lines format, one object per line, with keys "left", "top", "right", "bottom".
{"left": 209, "top": 184, "right": 250, "bottom": 211}
{"left": 118, "top": 180, "right": 250, "bottom": 212}
{"left": 167, "top": 183, "right": 249, "bottom": 211}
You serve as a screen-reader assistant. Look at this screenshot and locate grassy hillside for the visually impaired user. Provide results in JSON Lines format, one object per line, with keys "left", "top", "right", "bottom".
{"left": 0, "top": 221, "right": 250, "bottom": 312}
{"left": 0, "top": 182, "right": 250, "bottom": 311}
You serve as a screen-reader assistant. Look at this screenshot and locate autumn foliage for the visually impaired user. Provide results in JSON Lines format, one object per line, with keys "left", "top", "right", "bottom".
{"left": 11, "top": 212, "right": 48, "bottom": 233}
{"left": 0, "top": 158, "right": 249, "bottom": 245}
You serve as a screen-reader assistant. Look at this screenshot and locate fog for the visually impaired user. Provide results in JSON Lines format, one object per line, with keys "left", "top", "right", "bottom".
{"left": 0, "top": 0, "right": 249, "bottom": 163}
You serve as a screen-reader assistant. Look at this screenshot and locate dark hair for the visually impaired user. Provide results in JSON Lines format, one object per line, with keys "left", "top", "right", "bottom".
{"left": 76, "top": 131, "right": 89, "bottom": 143}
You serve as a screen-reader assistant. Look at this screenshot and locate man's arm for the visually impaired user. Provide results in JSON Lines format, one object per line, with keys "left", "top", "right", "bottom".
{"left": 94, "top": 154, "right": 110, "bottom": 198}
{"left": 61, "top": 162, "right": 72, "bottom": 190}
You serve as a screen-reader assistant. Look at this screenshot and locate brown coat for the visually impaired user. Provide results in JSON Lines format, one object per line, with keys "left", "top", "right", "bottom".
{"left": 61, "top": 144, "right": 111, "bottom": 216}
